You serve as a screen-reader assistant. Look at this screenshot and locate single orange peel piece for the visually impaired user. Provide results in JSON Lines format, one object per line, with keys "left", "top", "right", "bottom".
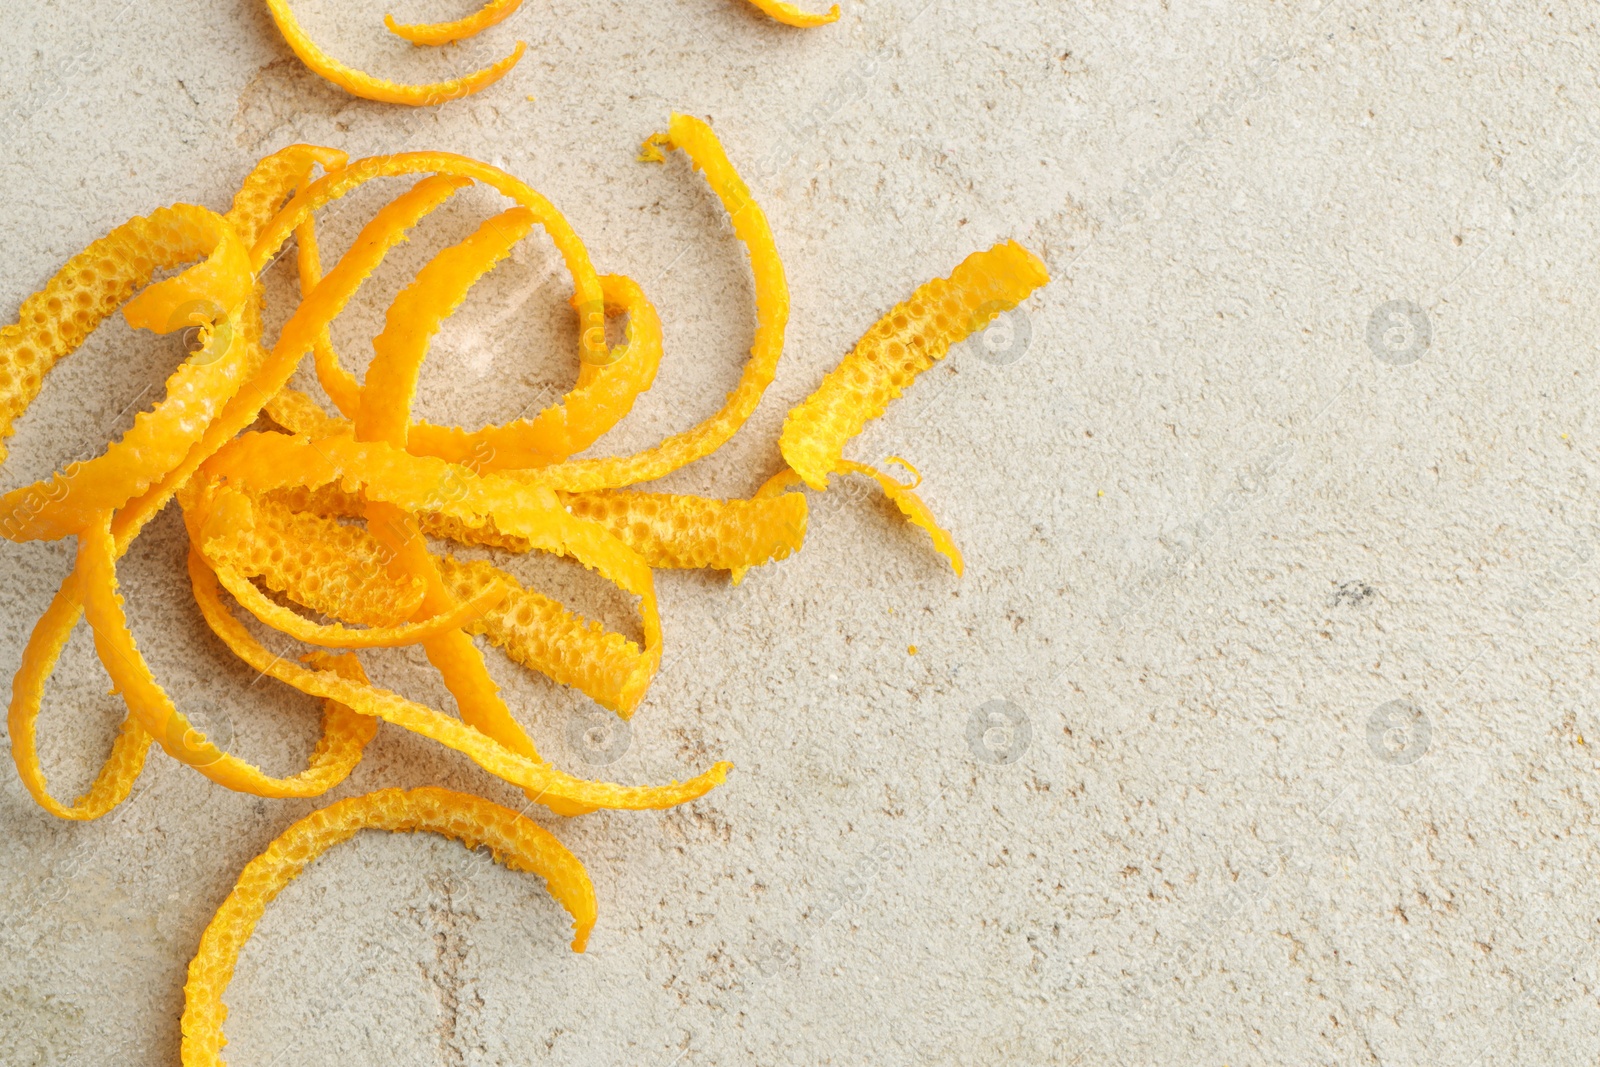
{"left": 779, "top": 239, "right": 1049, "bottom": 489}
{"left": 518, "top": 113, "right": 789, "bottom": 494}
{"left": 742, "top": 0, "right": 841, "bottom": 27}
{"left": 386, "top": 0, "right": 524, "bottom": 46}
{"left": 180, "top": 787, "right": 595, "bottom": 1067}
{"left": 262, "top": 0, "right": 526, "bottom": 106}
{"left": 760, "top": 240, "right": 1049, "bottom": 573}
{"left": 0, "top": 204, "right": 253, "bottom": 541}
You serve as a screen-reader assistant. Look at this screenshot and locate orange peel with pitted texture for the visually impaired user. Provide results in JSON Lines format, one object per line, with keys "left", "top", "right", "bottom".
{"left": 180, "top": 787, "right": 597, "bottom": 1067}
{"left": 0, "top": 113, "right": 1046, "bottom": 1059}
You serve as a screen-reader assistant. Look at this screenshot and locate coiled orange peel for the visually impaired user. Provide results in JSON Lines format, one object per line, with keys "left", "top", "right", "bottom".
{"left": 763, "top": 240, "right": 1049, "bottom": 575}
{"left": 180, "top": 787, "right": 596, "bottom": 1067}
{"left": 743, "top": 0, "right": 841, "bottom": 27}
{"left": 0, "top": 116, "right": 1046, "bottom": 1050}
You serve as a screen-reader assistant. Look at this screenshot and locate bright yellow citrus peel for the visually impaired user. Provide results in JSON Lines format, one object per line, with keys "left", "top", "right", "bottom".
{"left": 386, "top": 0, "right": 524, "bottom": 46}
{"left": 742, "top": 0, "right": 842, "bottom": 27}
{"left": 760, "top": 239, "right": 1050, "bottom": 574}
{"left": 180, "top": 787, "right": 596, "bottom": 1067}
{"left": 0, "top": 114, "right": 1045, "bottom": 1054}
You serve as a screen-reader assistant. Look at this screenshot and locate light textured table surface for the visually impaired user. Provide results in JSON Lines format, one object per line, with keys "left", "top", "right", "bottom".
{"left": 4, "top": 1, "right": 1600, "bottom": 1064}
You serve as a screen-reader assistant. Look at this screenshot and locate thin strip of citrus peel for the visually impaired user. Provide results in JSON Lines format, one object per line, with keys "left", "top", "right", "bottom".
{"left": 742, "top": 0, "right": 841, "bottom": 27}
{"left": 180, "top": 787, "right": 596, "bottom": 1067}
{"left": 386, "top": 0, "right": 525, "bottom": 46}
{"left": 751, "top": 240, "right": 1051, "bottom": 579}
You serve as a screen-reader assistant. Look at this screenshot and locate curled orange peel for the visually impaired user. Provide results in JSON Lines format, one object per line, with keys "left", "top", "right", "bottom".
{"left": 779, "top": 239, "right": 1049, "bottom": 489}
{"left": 181, "top": 787, "right": 595, "bottom": 1067}
{"left": 354, "top": 205, "right": 565, "bottom": 784}
{"left": 207, "top": 551, "right": 506, "bottom": 650}
{"left": 385, "top": 0, "right": 524, "bottom": 46}
{"left": 262, "top": 0, "right": 526, "bottom": 106}
{"left": 753, "top": 240, "right": 1050, "bottom": 574}
{"left": 79, "top": 515, "right": 383, "bottom": 798}
{"left": 0, "top": 204, "right": 253, "bottom": 541}
{"left": 561, "top": 488, "right": 808, "bottom": 571}
{"left": 742, "top": 0, "right": 841, "bottom": 27}
{"left": 186, "top": 544, "right": 728, "bottom": 812}
{"left": 515, "top": 114, "right": 789, "bottom": 494}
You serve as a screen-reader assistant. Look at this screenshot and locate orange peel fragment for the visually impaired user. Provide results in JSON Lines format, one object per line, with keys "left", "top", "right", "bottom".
{"left": 742, "top": 0, "right": 841, "bottom": 27}
{"left": 757, "top": 240, "right": 1049, "bottom": 573}
{"left": 262, "top": 0, "right": 526, "bottom": 106}
{"left": 181, "top": 787, "right": 595, "bottom": 1067}
{"left": 386, "top": 0, "right": 524, "bottom": 46}
{"left": 780, "top": 239, "right": 1050, "bottom": 490}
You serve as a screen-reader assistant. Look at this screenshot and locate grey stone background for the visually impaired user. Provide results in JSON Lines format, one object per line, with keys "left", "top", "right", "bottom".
{"left": 4, "top": 0, "right": 1600, "bottom": 1063}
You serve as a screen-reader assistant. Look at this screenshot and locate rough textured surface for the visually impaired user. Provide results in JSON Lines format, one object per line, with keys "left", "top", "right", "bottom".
{"left": 4, "top": 1, "right": 1600, "bottom": 1064}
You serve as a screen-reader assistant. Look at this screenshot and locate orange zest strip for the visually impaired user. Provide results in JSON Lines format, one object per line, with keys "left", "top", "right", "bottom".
{"left": 187, "top": 548, "right": 730, "bottom": 812}
{"left": 561, "top": 488, "right": 808, "bottom": 571}
{"left": 224, "top": 144, "right": 349, "bottom": 249}
{"left": 779, "top": 239, "right": 1049, "bottom": 489}
{"left": 208, "top": 556, "right": 506, "bottom": 649}
{"left": 181, "top": 787, "right": 594, "bottom": 1067}
{"left": 742, "top": 0, "right": 841, "bottom": 27}
{"left": 403, "top": 272, "right": 664, "bottom": 471}
{"left": 0, "top": 205, "right": 253, "bottom": 540}
{"left": 518, "top": 112, "right": 788, "bottom": 492}
{"left": 386, "top": 0, "right": 524, "bottom": 45}
{"left": 261, "top": 0, "right": 526, "bottom": 106}
{"left": 301, "top": 174, "right": 474, "bottom": 418}
{"left": 354, "top": 206, "right": 550, "bottom": 772}
{"left": 6, "top": 570, "right": 152, "bottom": 820}
{"left": 438, "top": 554, "right": 656, "bottom": 716}
{"left": 837, "top": 459, "right": 963, "bottom": 575}
{"left": 359, "top": 207, "right": 537, "bottom": 443}
{"left": 197, "top": 487, "right": 423, "bottom": 627}
{"left": 79, "top": 516, "right": 379, "bottom": 798}
{"left": 262, "top": 386, "right": 351, "bottom": 439}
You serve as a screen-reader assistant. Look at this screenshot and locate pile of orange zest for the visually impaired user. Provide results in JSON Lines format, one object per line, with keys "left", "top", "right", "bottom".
{"left": 0, "top": 119, "right": 1047, "bottom": 1027}
{"left": 262, "top": 0, "right": 526, "bottom": 106}
{"left": 0, "top": 130, "right": 755, "bottom": 822}
{"left": 4, "top": 147, "right": 350, "bottom": 819}
{"left": 180, "top": 787, "right": 595, "bottom": 1067}
{"left": 763, "top": 240, "right": 1050, "bottom": 573}
{"left": 386, "top": 0, "right": 525, "bottom": 46}
{"left": 742, "top": 0, "right": 842, "bottom": 27}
